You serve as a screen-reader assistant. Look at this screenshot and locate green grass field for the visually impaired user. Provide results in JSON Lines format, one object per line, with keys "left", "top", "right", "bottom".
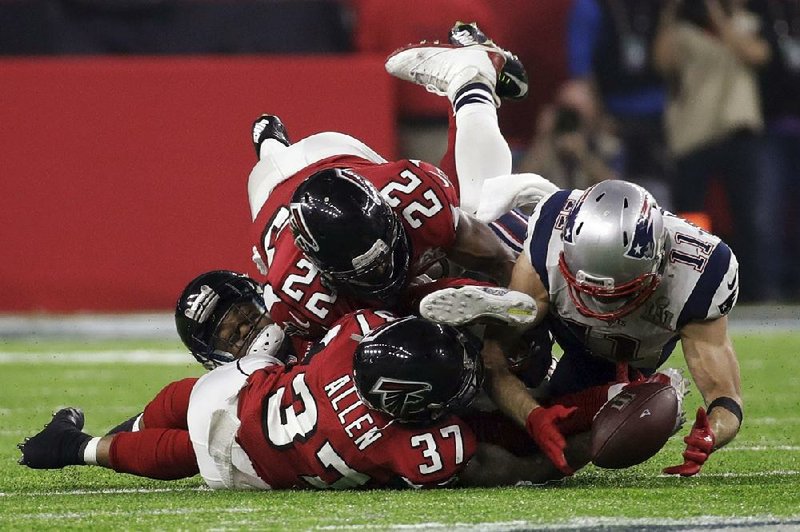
{"left": 1, "top": 331, "right": 799, "bottom": 530}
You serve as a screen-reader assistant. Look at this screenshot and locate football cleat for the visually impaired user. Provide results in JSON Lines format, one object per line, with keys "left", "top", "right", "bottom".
{"left": 252, "top": 114, "right": 291, "bottom": 159}
{"left": 420, "top": 285, "right": 538, "bottom": 327}
{"left": 385, "top": 42, "right": 506, "bottom": 105}
{"left": 448, "top": 21, "right": 529, "bottom": 100}
{"left": 18, "top": 407, "right": 91, "bottom": 469}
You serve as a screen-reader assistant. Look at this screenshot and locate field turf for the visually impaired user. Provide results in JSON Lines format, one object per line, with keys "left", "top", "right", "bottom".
{"left": 1, "top": 331, "right": 799, "bottom": 530}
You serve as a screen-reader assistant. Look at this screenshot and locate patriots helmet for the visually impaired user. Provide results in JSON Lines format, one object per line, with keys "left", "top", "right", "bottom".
{"left": 558, "top": 180, "right": 668, "bottom": 321}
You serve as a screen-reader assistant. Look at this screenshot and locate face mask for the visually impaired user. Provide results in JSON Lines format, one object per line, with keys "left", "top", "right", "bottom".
{"left": 244, "top": 323, "right": 285, "bottom": 360}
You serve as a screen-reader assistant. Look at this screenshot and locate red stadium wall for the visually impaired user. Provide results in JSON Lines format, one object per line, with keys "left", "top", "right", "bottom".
{"left": 1, "top": 56, "right": 396, "bottom": 312}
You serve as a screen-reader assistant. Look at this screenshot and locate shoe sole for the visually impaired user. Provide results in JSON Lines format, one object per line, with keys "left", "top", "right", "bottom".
{"left": 385, "top": 43, "right": 506, "bottom": 88}
{"left": 420, "top": 286, "right": 537, "bottom": 326}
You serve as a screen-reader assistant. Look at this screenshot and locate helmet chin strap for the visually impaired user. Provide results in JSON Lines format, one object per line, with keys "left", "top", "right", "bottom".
{"left": 245, "top": 323, "right": 285, "bottom": 359}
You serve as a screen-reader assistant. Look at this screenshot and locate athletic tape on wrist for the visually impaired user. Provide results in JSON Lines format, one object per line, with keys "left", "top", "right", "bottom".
{"left": 707, "top": 396, "right": 743, "bottom": 425}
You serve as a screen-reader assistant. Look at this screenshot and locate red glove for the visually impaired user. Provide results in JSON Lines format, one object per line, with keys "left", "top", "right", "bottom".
{"left": 525, "top": 405, "right": 578, "bottom": 475}
{"left": 663, "top": 407, "right": 716, "bottom": 477}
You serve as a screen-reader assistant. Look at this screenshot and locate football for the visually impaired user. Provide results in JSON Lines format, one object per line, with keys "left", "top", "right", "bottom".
{"left": 591, "top": 382, "right": 679, "bottom": 469}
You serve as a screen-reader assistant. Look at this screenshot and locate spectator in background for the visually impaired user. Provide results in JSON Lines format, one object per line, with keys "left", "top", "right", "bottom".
{"left": 653, "top": 0, "right": 770, "bottom": 302}
{"left": 561, "top": 0, "right": 671, "bottom": 206}
{"left": 518, "top": 81, "right": 621, "bottom": 191}
{"left": 751, "top": 0, "right": 800, "bottom": 301}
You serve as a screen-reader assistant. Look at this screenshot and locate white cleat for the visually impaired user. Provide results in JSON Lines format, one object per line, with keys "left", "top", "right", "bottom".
{"left": 385, "top": 43, "right": 506, "bottom": 104}
{"left": 420, "top": 285, "right": 537, "bottom": 327}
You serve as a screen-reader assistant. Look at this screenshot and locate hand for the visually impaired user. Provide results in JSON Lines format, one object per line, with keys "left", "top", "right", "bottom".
{"left": 663, "top": 407, "right": 716, "bottom": 476}
{"left": 525, "top": 405, "right": 578, "bottom": 475}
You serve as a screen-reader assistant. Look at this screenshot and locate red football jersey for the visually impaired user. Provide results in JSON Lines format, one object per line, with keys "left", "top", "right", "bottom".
{"left": 235, "top": 310, "right": 477, "bottom": 489}
{"left": 251, "top": 155, "right": 460, "bottom": 339}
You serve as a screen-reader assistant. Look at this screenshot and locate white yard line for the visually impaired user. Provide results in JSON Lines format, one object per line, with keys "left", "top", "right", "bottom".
{"left": 0, "top": 351, "right": 189, "bottom": 364}
{"left": 316, "top": 515, "right": 800, "bottom": 531}
{"left": 0, "top": 486, "right": 208, "bottom": 497}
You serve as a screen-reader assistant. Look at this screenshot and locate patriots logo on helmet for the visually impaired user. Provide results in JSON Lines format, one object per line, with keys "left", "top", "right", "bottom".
{"left": 562, "top": 191, "right": 590, "bottom": 244}
{"left": 369, "top": 377, "right": 432, "bottom": 417}
{"left": 184, "top": 284, "right": 220, "bottom": 323}
{"left": 627, "top": 198, "right": 657, "bottom": 260}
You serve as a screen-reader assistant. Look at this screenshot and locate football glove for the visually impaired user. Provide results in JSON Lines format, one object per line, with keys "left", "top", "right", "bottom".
{"left": 525, "top": 404, "right": 577, "bottom": 475}
{"left": 663, "top": 407, "right": 715, "bottom": 477}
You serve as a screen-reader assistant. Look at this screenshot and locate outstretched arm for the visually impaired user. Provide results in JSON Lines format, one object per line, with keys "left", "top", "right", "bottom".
{"left": 481, "top": 252, "right": 552, "bottom": 425}
{"left": 664, "top": 316, "right": 742, "bottom": 476}
{"left": 680, "top": 315, "right": 742, "bottom": 447}
{"left": 458, "top": 434, "right": 592, "bottom": 487}
{"left": 447, "top": 210, "right": 516, "bottom": 286}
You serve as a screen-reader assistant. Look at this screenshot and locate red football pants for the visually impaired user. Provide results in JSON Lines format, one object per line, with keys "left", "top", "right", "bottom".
{"left": 108, "top": 378, "right": 200, "bottom": 480}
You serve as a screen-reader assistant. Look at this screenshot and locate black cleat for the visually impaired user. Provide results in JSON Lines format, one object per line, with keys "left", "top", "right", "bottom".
{"left": 18, "top": 408, "right": 91, "bottom": 469}
{"left": 448, "top": 21, "right": 529, "bottom": 101}
{"left": 252, "top": 114, "right": 291, "bottom": 159}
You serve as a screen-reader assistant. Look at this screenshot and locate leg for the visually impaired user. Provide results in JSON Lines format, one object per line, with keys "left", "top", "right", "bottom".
{"left": 385, "top": 43, "right": 512, "bottom": 215}
{"left": 141, "top": 377, "right": 198, "bottom": 430}
{"left": 105, "top": 429, "right": 198, "bottom": 480}
{"left": 18, "top": 408, "right": 199, "bottom": 481}
{"left": 106, "top": 377, "right": 199, "bottom": 435}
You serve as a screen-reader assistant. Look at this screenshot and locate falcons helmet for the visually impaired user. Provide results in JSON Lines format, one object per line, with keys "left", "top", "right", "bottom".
{"left": 558, "top": 180, "right": 668, "bottom": 321}
{"left": 289, "top": 168, "right": 410, "bottom": 304}
{"left": 175, "top": 270, "right": 274, "bottom": 370}
{"left": 353, "top": 317, "right": 483, "bottom": 424}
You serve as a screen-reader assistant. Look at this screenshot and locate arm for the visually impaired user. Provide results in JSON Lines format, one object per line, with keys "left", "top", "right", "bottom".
{"left": 447, "top": 209, "right": 516, "bottom": 286}
{"left": 652, "top": 0, "right": 681, "bottom": 75}
{"left": 680, "top": 315, "right": 742, "bottom": 447}
{"left": 479, "top": 254, "right": 576, "bottom": 474}
{"left": 707, "top": 0, "right": 771, "bottom": 67}
{"left": 482, "top": 252, "right": 551, "bottom": 426}
{"left": 458, "top": 434, "right": 592, "bottom": 487}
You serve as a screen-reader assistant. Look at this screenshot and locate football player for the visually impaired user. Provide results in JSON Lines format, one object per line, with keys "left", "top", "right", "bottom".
{"left": 247, "top": 31, "right": 558, "bottom": 341}
{"left": 174, "top": 269, "right": 296, "bottom": 370}
{"left": 425, "top": 180, "right": 743, "bottom": 477}
{"left": 18, "top": 311, "right": 586, "bottom": 488}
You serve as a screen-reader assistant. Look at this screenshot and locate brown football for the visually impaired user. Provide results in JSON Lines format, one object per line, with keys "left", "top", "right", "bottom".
{"left": 591, "top": 382, "right": 679, "bottom": 469}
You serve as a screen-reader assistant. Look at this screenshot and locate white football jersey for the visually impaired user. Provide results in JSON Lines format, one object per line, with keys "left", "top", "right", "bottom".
{"left": 524, "top": 190, "right": 739, "bottom": 369}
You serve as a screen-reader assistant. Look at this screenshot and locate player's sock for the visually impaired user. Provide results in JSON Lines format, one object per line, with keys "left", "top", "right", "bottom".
{"left": 453, "top": 85, "right": 512, "bottom": 215}
{"left": 452, "top": 82, "right": 495, "bottom": 113}
{"left": 108, "top": 429, "right": 199, "bottom": 480}
{"left": 83, "top": 437, "right": 102, "bottom": 465}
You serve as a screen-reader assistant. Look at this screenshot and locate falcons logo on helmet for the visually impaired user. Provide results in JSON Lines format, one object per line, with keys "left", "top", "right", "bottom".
{"left": 289, "top": 203, "right": 320, "bottom": 253}
{"left": 369, "top": 377, "right": 432, "bottom": 417}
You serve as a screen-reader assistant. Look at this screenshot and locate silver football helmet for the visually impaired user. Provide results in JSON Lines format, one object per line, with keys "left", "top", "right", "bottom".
{"left": 558, "top": 180, "right": 667, "bottom": 321}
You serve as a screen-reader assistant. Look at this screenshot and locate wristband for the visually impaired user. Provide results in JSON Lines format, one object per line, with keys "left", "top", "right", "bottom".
{"left": 707, "top": 396, "right": 743, "bottom": 425}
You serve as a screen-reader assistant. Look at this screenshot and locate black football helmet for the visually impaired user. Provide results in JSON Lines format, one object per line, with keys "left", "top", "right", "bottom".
{"left": 289, "top": 168, "right": 411, "bottom": 303}
{"left": 353, "top": 317, "right": 483, "bottom": 424}
{"left": 175, "top": 270, "right": 268, "bottom": 370}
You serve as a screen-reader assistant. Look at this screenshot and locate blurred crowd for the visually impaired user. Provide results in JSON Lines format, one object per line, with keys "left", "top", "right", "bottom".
{"left": 4, "top": 0, "right": 800, "bottom": 303}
